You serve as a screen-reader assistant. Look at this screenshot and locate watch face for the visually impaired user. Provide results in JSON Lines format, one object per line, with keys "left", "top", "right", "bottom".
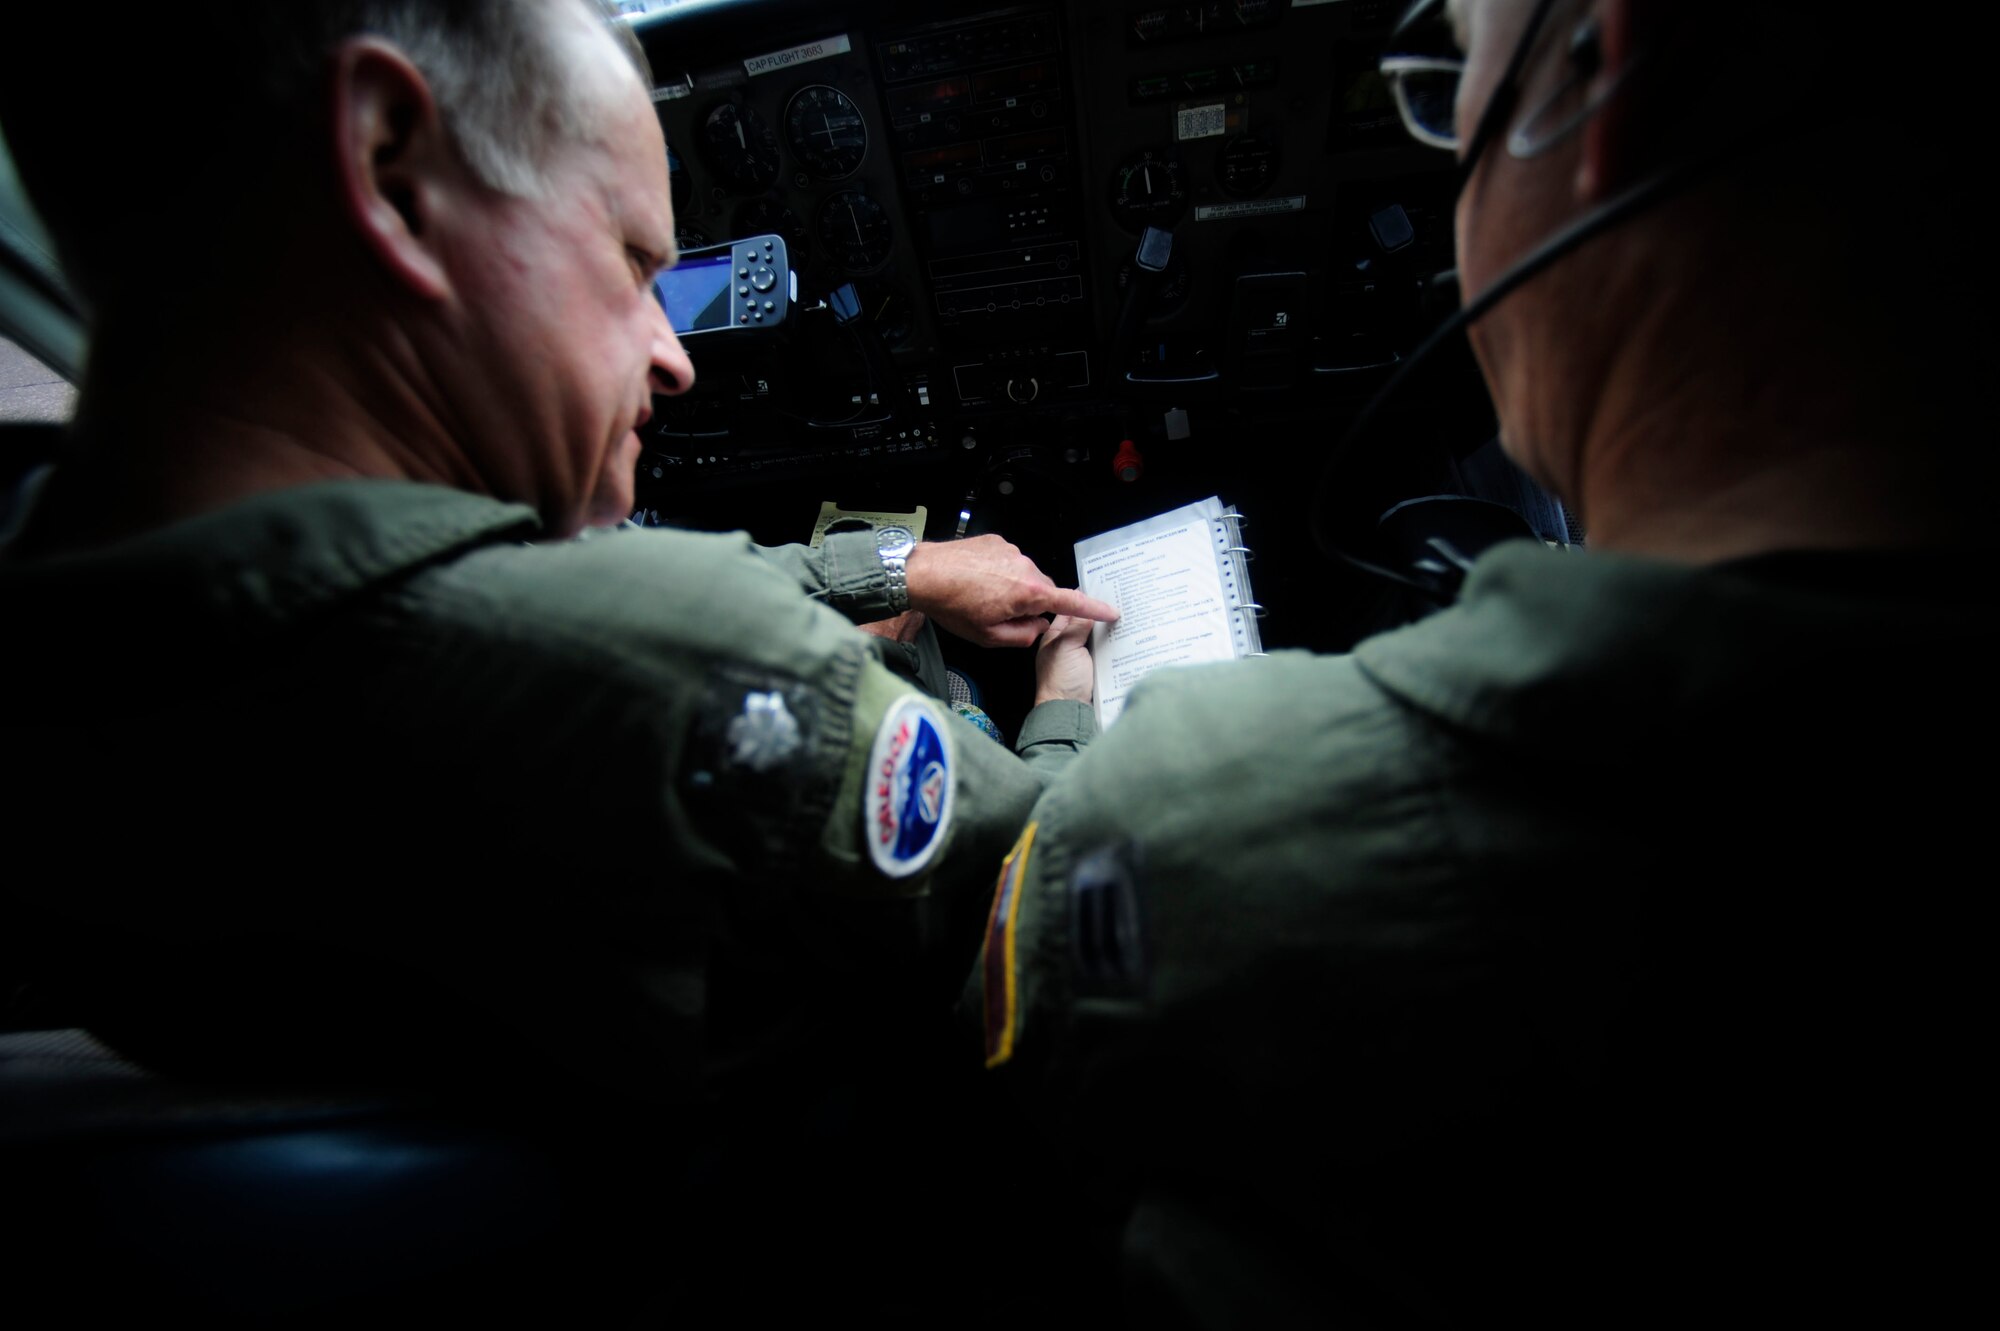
{"left": 875, "top": 526, "right": 916, "bottom": 558}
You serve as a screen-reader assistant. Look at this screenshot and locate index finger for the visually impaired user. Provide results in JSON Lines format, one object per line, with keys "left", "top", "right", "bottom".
{"left": 1040, "top": 587, "right": 1121, "bottom": 622}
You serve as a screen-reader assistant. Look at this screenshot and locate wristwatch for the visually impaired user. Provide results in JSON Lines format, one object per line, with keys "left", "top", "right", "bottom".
{"left": 874, "top": 524, "right": 917, "bottom": 614}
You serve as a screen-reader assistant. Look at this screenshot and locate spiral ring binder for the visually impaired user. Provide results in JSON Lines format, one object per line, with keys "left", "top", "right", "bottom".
{"left": 1216, "top": 505, "right": 1266, "bottom": 656}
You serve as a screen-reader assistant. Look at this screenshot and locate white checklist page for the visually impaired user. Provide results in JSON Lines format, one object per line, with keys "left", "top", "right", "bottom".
{"left": 1075, "top": 496, "right": 1237, "bottom": 728}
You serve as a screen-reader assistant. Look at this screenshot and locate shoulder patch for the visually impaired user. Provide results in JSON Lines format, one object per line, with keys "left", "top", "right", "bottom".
{"left": 863, "top": 695, "right": 955, "bottom": 879}
{"left": 1069, "top": 840, "right": 1148, "bottom": 999}
{"left": 983, "top": 821, "right": 1037, "bottom": 1069}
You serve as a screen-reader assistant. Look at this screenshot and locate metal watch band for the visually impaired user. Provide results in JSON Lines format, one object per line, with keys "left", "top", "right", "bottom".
{"left": 882, "top": 553, "right": 910, "bottom": 614}
{"left": 874, "top": 524, "right": 916, "bottom": 614}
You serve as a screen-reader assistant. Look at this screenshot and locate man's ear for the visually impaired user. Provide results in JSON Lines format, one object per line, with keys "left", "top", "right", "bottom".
{"left": 1576, "top": 0, "right": 1637, "bottom": 202}
{"left": 329, "top": 37, "right": 456, "bottom": 300}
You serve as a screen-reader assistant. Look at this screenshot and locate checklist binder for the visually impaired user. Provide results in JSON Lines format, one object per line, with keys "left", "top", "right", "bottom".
{"left": 1074, "top": 495, "right": 1265, "bottom": 729}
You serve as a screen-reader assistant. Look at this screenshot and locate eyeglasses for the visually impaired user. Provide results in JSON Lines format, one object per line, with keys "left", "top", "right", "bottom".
{"left": 1378, "top": 54, "right": 1465, "bottom": 151}
{"left": 1379, "top": 0, "right": 1463, "bottom": 151}
{"left": 1379, "top": 0, "right": 1567, "bottom": 162}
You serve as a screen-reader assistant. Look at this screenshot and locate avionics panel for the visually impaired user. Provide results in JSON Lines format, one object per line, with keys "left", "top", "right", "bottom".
{"left": 874, "top": 5, "right": 1091, "bottom": 376}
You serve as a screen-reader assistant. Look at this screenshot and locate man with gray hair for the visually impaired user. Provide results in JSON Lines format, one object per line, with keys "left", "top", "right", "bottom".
{"left": 0, "top": 0, "right": 1113, "bottom": 1099}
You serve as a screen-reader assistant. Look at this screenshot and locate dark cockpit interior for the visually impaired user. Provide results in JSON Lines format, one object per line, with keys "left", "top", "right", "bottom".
{"left": 0, "top": 1, "right": 1599, "bottom": 1322}
{"left": 621, "top": 0, "right": 1556, "bottom": 723}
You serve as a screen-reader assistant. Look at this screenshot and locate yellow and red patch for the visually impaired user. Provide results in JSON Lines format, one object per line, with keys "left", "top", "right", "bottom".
{"left": 982, "top": 821, "right": 1037, "bottom": 1069}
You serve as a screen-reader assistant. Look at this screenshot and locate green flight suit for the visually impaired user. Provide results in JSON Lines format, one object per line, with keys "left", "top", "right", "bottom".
{"left": 971, "top": 540, "right": 1985, "bottom": 1326}
{"left": 0, "top": 479, "right": 1091, "bottom": 1099}
{"left": 755, "top": 518, "right": 954, "bottom": 699}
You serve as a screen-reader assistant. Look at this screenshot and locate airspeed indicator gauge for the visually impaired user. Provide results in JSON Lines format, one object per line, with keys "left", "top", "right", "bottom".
{"left": 701, "top": 103, "right": 780, "bottom": 193}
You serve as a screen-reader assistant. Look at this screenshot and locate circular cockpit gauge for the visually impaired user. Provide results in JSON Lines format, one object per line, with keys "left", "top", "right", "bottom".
{"left": 858, "top": 282, "right": 914, "bottom": 348}
{"left": 785, "top": 84, "right": 869, "bottom": 180}
{"left": 1111, "top": 150, "right": 1186, "bottom": 232}
{"left": 1218, "top": 134, "right": 1279, "bottom": 198}
{"left": 700, "top": 103, "right": 780, "bottom": 193}
{"left": 816, "top": 189, "right": 894, "bottom": 272}
{"left": 674, "top": 224, "right": 711, "bottom": 252}
{"left": 735, "top": 198, "right": 809, "bottom": 264}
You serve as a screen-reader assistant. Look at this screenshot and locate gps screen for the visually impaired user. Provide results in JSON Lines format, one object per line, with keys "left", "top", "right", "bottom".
{"left": 653, "top": 251, "right": 735, "bottom": 333}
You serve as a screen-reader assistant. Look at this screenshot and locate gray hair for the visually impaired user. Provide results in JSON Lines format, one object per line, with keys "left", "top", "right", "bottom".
{"left": 285, "top": 0, "right": 651, "bottom": 197}
{"left": 0, "top": 0, "right": 652, "bottom": 312}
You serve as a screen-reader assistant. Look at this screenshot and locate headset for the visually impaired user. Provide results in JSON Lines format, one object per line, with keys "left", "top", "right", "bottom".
{"left": 1310, "top": 0, "right": 1722, "bottom": 603}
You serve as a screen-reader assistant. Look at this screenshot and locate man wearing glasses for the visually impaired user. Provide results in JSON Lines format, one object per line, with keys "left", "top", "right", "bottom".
{"left": 971, "top": 1, "right": 1987, "bottom": 1322}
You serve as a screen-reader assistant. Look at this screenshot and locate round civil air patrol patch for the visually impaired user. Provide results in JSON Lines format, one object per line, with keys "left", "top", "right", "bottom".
{"left": 864, "top": 695, "right": 955, "bottom": 879}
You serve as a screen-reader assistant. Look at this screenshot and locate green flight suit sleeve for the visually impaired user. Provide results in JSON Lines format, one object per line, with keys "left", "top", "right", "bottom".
{"left": 751, "top": 530, "right": 896, "bottom": 623}
{"left": 1014, "top": 698, "right": 1094, "bottom": 775}
{"left": 403, "top": 524, "right": 1078, "bottom": 1084}
{"left": 754, "top": 532, "right": 1097, "bottom": 775}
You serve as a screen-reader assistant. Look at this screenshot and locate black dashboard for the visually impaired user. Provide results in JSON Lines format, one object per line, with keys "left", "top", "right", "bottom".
{"left": 628, "top": 0, "right": 1497, "bottom": 658}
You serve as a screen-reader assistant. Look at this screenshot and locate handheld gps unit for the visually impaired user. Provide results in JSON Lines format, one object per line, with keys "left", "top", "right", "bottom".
{"left": 653, "top": 234, "right": 794, "bottom": 338}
